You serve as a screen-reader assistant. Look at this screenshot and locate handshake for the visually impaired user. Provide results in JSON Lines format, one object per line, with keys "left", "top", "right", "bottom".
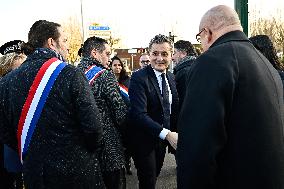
{"left": 165, "top": 132, "right": 178, "bottom": 150}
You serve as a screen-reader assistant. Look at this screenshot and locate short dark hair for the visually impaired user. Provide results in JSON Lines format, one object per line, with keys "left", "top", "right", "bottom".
{"left": 149, "top": 34, "right": 173, "bottom": 52}
{"left": 25, "top": 20, "right": 61, "bottom": 55}
{"left": 249, "top": 35, "right": 283, "bottom": 70}
{"left": 82, "top": 36, "right": 108, "bottom": 57}
{"left": 174, "top": 40, "right": 197, "bottom": 57}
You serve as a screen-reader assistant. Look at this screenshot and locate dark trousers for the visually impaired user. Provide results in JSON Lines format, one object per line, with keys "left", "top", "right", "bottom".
{"left": 103, "top": 168, "right": 126, "bottom": 189}
{"left": 132, "top": 141, "right": 167, "bottom": 189}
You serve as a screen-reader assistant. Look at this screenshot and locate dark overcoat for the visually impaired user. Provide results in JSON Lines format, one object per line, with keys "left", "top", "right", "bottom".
{"left": 78, "top": 57, "right": 127, "bottom": 172}
{"left": 0, "top": 49, "right": 104, "bottom": 189}
{"left": 177, "top": 31, "right": 284, "bottom": 189}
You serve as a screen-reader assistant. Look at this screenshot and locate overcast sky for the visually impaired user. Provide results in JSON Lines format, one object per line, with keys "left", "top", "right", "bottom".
{"left": 0, "top": 0, "right": 283, "bottom": 48}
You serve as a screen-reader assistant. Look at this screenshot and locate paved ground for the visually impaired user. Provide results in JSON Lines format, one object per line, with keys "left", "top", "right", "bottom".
{"left": 126, "top": 152, "right": 177, "bottom": 189}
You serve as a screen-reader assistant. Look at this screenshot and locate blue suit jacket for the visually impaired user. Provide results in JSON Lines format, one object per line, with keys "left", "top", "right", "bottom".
{"left": 128, "top": 65, "right": 179, "bottom": 155}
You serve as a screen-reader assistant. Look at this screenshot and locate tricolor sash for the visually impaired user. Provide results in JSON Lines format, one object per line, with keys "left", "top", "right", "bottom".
{"left": 119, "top": 83, "right": 129, "bottom": 100}
{"left": 17, "top": 57, "right": 67, "bottom": 163}
{"left": 84, "top": 65, "right": 106, "bottom": 85}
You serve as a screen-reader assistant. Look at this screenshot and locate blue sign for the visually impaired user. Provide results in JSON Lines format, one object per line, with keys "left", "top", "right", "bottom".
{"left": 89, "top": 26, "right": 110, "bottom": 30}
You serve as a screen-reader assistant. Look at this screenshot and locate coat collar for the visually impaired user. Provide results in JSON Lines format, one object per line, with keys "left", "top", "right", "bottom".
{"left": 79, "top": 57, "right": 105, "bottom": 70}
{"left": 173, "top": 56, "right": 196, "bottom": 74}
{"left": 210, "top": 30, "right": 250, "bottom": 50}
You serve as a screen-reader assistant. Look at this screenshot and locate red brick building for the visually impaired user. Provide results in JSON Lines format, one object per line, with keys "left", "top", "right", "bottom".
{"left": 114, "top": 48, "right": 147, "bottom": 71}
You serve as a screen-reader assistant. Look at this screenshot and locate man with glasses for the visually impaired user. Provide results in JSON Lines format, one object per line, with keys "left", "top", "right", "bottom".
{"left": 177, "top": 5, "right": 284, "bottom": 189}
{"left": 139, "top": 53, "right": 150, "bottom": 69}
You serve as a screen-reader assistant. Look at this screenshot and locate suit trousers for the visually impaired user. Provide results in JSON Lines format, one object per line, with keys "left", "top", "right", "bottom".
{"left": 132, "top": 140, "right": 167, "bottom": 189}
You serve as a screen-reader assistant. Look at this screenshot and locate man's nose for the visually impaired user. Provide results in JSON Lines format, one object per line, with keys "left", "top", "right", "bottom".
{"left": 156, "top": 54, "right": 163, "bottom": 61}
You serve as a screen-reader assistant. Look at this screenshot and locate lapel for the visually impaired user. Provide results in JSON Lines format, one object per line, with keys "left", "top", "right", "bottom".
{"left": 167, "top": 72, "right": 176, "bottom": 97}
{"left": 147, "top": 66, "right": 163, "bottom": 105}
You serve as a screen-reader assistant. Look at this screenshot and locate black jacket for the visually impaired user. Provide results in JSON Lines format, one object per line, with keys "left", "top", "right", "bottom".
{"left": 78, "top": 57, "right": 127, "bottom": 172}
{"left": 173, "top": 56, "right": 196, "bottom": 108}
{"left": 177, "top": 31, "right": 284, "bottom": 189}
{"left": 128, "top": 65, "right": 179, "bottom": 155}
{"left": 0, "top": 49, "right": 104, "bottom": 189}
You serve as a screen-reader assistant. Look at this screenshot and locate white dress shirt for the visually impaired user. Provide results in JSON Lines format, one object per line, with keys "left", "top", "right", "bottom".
{"left": 153, "top": 69, "right": 172, "bottom": 140}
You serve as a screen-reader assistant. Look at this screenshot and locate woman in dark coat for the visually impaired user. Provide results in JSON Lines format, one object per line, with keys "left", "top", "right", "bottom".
{"left": 0, "top": 40, "right": 27, "bottom": 189}
{"left": 249, "top": 35, "right": 284, "bottom": 84}
{"left": 110, "top": 56, "right": 132, "bottom": 175}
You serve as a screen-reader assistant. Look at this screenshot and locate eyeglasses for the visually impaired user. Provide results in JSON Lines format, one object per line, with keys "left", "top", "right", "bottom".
{"left": 196, "top": 28, "right": 206, "bottom": 43}
{"left": 196, "top": 28, "right": 212, "bottom": 43}
{"left": 140, "top": 60, "right": 150, "bottom": 64}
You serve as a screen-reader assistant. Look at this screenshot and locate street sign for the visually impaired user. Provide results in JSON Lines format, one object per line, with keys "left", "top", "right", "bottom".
{"left": 89, "top": 26, "right": 110, "bottom": 30}
{"left": 88, "top": 30, "right": 112, "bottom": 39}
{"left": 128, "top": 49, "right": 137, "bottom": 54}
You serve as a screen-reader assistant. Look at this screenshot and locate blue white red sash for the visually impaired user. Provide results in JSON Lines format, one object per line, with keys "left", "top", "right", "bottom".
{"left": 119, "top": 83, "right": 129, "bottom": 100}
{"left": 84, "top": 65, "right": 106, "bottom": 85}
{"left": 17, "top": 57, "right": 67, "bottom": 163}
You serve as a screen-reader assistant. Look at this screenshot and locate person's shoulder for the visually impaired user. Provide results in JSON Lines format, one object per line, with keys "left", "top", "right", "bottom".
{"left": 192, "top": 51, "right": 227, "bottom": 74}
{"left": 1, "top": 66, "right": 22, "bottom": 83}
{"left": 58, "top": 63, "right": 79, "bottom": 75}
{"left": 277, "top": 70, "right": 284, "bottom": 81}
{"left": 101, "top": 68, "right": 114, "bottom": 78}
{"left": 132, "top": 66, "right": 148, "bottom": 77}
{"left": 175, "top": 60, "right": 193, "bottom": 73}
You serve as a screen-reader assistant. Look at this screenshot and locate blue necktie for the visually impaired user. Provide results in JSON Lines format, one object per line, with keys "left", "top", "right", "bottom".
{"left": 161, "top": 73, "right": 170, "bottom": 129}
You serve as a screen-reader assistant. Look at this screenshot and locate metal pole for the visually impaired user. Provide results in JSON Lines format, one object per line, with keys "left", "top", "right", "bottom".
{"left": 235, "top": 0, "right": 248, "bottom": 36}
{"left": 80, "top": 0, "right": 85, "bottom": 42}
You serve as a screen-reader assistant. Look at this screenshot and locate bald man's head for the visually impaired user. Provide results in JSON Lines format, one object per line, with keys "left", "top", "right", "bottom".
{"left": 200, "top": 5, "right": 242, "bottom": 32}
{"left": 197, "top": 5, "right": 243, "bottom": 52}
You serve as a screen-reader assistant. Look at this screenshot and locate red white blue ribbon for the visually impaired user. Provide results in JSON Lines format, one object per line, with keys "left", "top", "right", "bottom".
{"left": 119, "top": 83, "right": 129, "bottom": 100}
{"left": 17, "top": 57, "right": 67, "bottom": 163}
{"left": 84, "top": 65, "right": 106, "bottom": 85}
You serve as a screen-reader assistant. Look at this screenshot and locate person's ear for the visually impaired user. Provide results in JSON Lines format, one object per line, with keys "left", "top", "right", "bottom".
{"left": 181, "top": 51, "right": 187, "bottom": 58}
{"left": 91, "top": 49, "right": 97, "bottom": 58}
{"left": 206, "top": 29, "right": 213, "bottom": 43}
{"left": 46, "top": 38, "right": 56, "bottom": 50}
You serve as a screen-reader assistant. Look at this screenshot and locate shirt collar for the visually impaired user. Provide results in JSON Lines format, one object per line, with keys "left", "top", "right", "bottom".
{"left": 152, "top": 67, "right": 166, "bottom": 78}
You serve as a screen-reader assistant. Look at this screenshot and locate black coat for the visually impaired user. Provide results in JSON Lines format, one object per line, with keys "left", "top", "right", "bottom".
{"left": 78, "top": 57, "right": 127, "bottom": 172}
{"left": 177, "top": 31, "right": 284, "bottom": 189}
{"left": 0, "top": 49, "right": 104, "bottom": 189}
{"left": 173, "top": 56, "right": 196, "bottom": 108}
{"left": 128, "top": 65, "right": 179, "bottom": 155}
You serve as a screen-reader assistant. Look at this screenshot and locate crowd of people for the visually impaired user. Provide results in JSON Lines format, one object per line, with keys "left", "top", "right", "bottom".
{"left": 1, "top": 4, "right": 284, "bottom": 189}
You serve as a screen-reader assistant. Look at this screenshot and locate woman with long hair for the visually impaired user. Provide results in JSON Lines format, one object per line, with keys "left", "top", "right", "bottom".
{"left": 110, "top": 56, "right": 133, "bottom": 175}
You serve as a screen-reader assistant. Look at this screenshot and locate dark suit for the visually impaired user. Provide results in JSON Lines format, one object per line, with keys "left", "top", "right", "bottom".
{"left": 177, "top": 31, "right": 284, "bottom": 189}
{"left": 128, "top": 65, "right": 178, "bottom": 189}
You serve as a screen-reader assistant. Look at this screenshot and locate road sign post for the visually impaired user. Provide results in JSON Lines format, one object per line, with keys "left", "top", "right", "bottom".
{"left": 235, "top": 0, "right": 248, "bottom": 36}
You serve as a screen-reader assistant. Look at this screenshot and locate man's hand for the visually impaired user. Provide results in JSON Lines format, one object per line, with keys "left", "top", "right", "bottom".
{"left": 165, "top": 132, "right": 178, "bottom": 150}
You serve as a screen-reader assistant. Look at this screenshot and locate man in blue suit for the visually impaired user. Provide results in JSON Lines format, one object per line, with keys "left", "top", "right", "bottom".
{"left": 128, "top": 34, "right": 179, "bottom": 189}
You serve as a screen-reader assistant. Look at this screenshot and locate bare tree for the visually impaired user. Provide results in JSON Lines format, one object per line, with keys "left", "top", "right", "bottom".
{"left": 250, "top": 8, "right": 284, "bottom": 53}
{"left": 61, "top": 16, "right": 83, "bottom": 65}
